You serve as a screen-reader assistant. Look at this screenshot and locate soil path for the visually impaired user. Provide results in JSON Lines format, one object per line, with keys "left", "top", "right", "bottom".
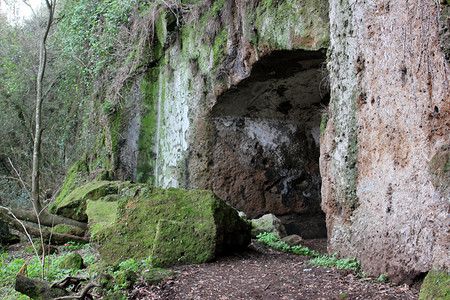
{"left": 127, "top": 240, "right": 419, "bottom": 300}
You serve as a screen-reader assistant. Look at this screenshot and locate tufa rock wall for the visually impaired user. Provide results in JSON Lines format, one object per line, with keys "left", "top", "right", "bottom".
{"left": 322, "top": 0, "right": 449, "bottom": 283}
{"left": 71, "top": 0, "right": 448, "bottom": 283}
{"left": 112, "top": 0, "right": 330, "bottom": 238}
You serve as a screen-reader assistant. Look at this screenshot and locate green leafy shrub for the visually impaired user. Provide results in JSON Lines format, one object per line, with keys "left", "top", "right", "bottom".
{"left": 117, "top": 258, "right": 139, "bottom": 273}
{"left": 59, "top": 241, "right": 87, "bottom": 252}
{"left": 377, "top": 274, "right": 388, "bottom": 282}
{"left": 310, "top": 253, "right": 360, "bottom": 271}
{"left": 0, "top": 247, "right": 100, "bottom": 299}
{"left": 256, "top": 232, "right": 319, "bottom": 257}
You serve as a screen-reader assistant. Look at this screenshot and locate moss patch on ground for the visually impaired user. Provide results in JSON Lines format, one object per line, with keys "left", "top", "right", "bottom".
{"left": 419, "top": 269, "right": 450, "bottom": 300}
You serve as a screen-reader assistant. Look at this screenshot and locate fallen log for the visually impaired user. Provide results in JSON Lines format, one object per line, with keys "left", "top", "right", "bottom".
{"left": 15, "top": 275, "right": 98, "bottom": 300}
{"left": 1, "top": 210, "right": 89, "bottom": 244}
{"left": 15, "top": 275, "right": 69, "bottom": 300}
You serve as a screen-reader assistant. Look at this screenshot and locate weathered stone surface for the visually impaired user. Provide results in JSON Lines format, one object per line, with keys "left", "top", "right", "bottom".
{"left": 281, "top": 235, "right": 303, "bottom": 247}
{"left": 55, "top": 0, "right": 449, "bottom": 286}
{"left": 143, "top": 268, "right": 174, "bottom": 285}
{"left": 82, "top": 182, "right": 250, "bottom": 266}
{"left": 126, "top": 0, "right": 330, "bottom": 193}
{"left": 211, "top": 51, "right": 328, "bottom": 239}
{"left": 322, "top": 0, "right": 449, "bottom": 284}
{"left": 251, "top": 214, "right": 287, "bottom": 239}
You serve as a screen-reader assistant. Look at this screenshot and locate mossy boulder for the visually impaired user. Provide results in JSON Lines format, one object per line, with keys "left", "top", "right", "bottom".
{"left": 114, "top": 270, "right": 137, "bottom": 289}
{"left": 143, "top": 268, "right": 174, "bottom": 285}
{"left": 82, "top": 182, "right": 250, "bottom": 266}
{"left": 59, "top": 253, "right": 84, "bottom": 270}
{"left": 97, "top": 272, "right": 115, "bottom": 290}
{"left": 251, "top": 213, "right": 287, "bottom": 239}
{"left": 53, "top": 224, "right": 85, "bottom": 236}
{"left": 419, "top": 269, "right": 450, "bottom": 300}
{"left": 50, "top": 181, "right": 121, "bottom": 222}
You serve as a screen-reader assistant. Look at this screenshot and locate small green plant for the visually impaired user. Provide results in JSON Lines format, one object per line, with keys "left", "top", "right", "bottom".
{"left": 256, "top": 232, "right": 319, "bottom": 257}
{"left": 117, "top": 258, "right": 139, "bottom": 273}
{"left": 310, "top": 252, "right": 360, "bottom": 271}
{"left": 60, "top": 241, "right": 86, "bottom": 251}
{"left": 141, "top": 255, "right": 152, "bottom": 266}
{"left": 377, "top": 274, "right": 388, "bottom": 282}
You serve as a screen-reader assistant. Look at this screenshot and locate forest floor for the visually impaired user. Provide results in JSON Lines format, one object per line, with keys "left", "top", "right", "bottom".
{"left": 3, "top": 238, "right": 420, "bottom": 299}
{"left": 126, "top": 240, "right": 420, "bottom": 300}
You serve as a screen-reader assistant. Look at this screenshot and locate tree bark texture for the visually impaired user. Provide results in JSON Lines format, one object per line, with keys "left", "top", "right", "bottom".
{"left": 1, "top": 210, "right": 89, "bottom": 244}
{"left": 15, "top": 275, "right": 69, "bottom": 300}
{"left": 32, "top": 0, "right": 55, "bottom": 214}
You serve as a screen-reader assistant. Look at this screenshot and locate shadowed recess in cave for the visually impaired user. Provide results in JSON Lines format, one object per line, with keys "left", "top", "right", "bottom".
{"left": 211, "top": 49, "right": 329, "bottom": 239}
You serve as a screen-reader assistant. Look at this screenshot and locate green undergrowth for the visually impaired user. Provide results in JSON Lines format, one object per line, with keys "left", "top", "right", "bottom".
{"left": 256, "top": 232, "right": 361, "bottom": 272}
{"left": 310, "top": 253, "right": 360, "bottom": 271}
{"left": 0, "top": 243, "right": 96, "bottom": 299}
{"left": 1, "top": 242, "right": 174, "bottom": 299}
{"left": 256, "top": 232, "right": 320, "bottom": 257}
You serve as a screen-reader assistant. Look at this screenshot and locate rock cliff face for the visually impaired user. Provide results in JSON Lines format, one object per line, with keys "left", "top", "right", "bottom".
{"left": 322, "top": 0, "right": 449, "bottom": 283}
{"left": 113, "top": 0, "right": 330, "bottom": 239}
{"left": 80, "top": 0, "right": 448, "bottom": 283}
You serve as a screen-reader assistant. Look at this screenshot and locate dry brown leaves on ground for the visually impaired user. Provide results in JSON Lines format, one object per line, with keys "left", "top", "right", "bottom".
{"left": 127, "top": 241, "right": 419, "bottom": 300}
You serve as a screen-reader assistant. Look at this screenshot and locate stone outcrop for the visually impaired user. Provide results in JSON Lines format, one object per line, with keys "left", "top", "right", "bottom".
{"left": 250, "top": 213, "right": 287, "bottom": 239}
{"left": 86, "top": 0, "right": 332, "bottom": 242}
{"left": 57, "top": 0, "right": 448, "bottom": 285}
{"left": 59, "top": 181, "right": 251, "bottom": 266}
{"left": 322, "top": 0, "right": 449, "bottom": 283}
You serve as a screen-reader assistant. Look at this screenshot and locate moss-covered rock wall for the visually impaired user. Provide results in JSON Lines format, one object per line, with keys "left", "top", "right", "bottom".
{"left": 112, "top": 0, "right": 329, "bottom": 190}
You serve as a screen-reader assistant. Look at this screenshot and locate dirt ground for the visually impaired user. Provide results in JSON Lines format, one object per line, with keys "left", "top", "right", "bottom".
{"left": 126, "top": 239, "right": 420, "bottom": 300}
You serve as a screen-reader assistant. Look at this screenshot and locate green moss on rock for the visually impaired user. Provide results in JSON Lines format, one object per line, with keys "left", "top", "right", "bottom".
{"left": 49, "top": 160, "right": 89, "bottom": 216}
{"left": 50, "top": 181, "right": 120, "bottom": 222}
{"left": 53, "top": 224, "right": 85, "bottom": 236}
{"left": 114, "top": 269, "right": 137, "bottom": 289}
{"left": 86, "top": 199, "right": 118, "bottom": 237}
{"left": 419, "top": 270, "right": 450, "bottom": 300}
{"left": 59, "top": 253, "right": 84, "bottom": 270}
{"left": 143, "top": 268, "right": 174, "bottom": 285}
{"left": 84, "top": 183, "right": 250, "bottom": 266}
{"left": 151, "top": 219, "right": 214, "bottom": 267}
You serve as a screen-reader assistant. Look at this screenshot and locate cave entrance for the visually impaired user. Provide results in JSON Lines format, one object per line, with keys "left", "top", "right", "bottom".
{"left": 212, "top": 49, "right": 328, "bottom": 238}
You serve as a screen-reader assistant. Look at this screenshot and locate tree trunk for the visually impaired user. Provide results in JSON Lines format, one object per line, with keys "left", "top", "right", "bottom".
{"left": 10, "top": 208, "right": 88, "bottom": 230}
{"left": 31, "top": 0, "right": 54, "bottom": 215}
{"left": 1, "top": 210, "right": 89, "bottom": 244}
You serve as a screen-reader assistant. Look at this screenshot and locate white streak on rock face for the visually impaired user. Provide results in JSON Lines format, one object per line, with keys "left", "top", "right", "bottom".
{"left": 244, "top": 119, "right": 296, "bottom": 151}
